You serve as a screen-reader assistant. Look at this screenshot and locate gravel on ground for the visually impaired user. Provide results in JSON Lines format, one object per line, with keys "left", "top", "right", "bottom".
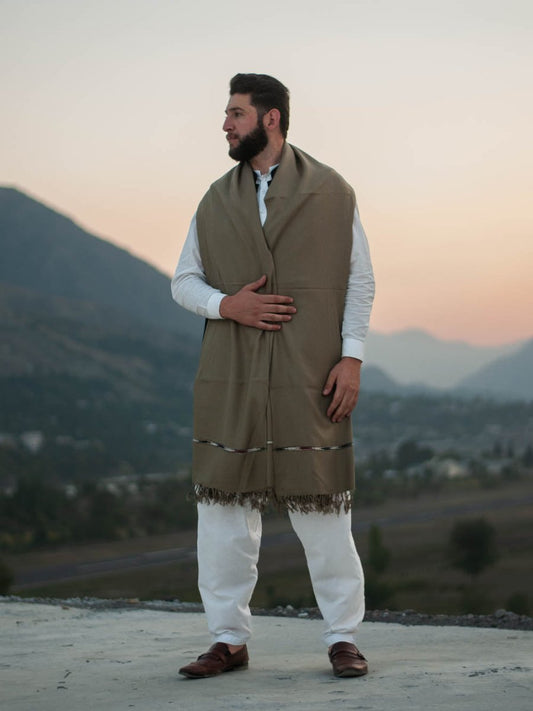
{"left": 2, "top": 595, "right": 531, "bottom": 630}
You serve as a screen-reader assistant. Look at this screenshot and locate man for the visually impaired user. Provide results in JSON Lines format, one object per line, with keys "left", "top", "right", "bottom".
{"left": 171, "top": 73, "right": 375, "bottom": 679}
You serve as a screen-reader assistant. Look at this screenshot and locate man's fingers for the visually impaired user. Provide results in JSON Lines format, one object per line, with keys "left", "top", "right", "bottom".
{"left": 322, "top": 371, "right": 337, "bottom": 397}
{"left": 325, "top": 376, "right": 358, "bottom": 419}
{"left": 221, "top": 276, "right": 296, "bottom": 329}
{"left": 259, "top": 293, "right": 295, "bottom": 305}
{"left": 328, "top": 396, "right": 348, "bottom": 422}
{"left": 259, "top": 302, "right": 296, "bottom": 314}
{"left": 257, "top": 321, "right": 283, "bottom": 331}
{"left": 252, "top": 311, "right": 293, "bottom": 327}
{"left": 328, "top": 389, "right": 358, "bottom": 422}
{"left": 327, "top": 387, "right": 350, "bottom": 420}
{"left": 264, "top": 313, "right": 293, "bottom": 322}
{"left": 326, "top": 395, "right": 341, "bottom": 419}
{"left": 243, "top": 274, "right": 268, "bottom": 292}
{"left": 323, "top": 358, "right": 361, "bottom": 421}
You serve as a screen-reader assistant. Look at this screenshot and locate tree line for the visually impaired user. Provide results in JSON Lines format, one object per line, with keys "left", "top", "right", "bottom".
{"left": 0, "top": 474, "right": 196, "bottom": 553}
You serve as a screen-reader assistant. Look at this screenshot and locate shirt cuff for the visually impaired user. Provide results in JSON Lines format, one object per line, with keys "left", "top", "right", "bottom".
{"left": 206, "top": 292, "right": 226, "bottom": 319}
{"left": 341, "top": 338, "right": 365, "bottom": 361}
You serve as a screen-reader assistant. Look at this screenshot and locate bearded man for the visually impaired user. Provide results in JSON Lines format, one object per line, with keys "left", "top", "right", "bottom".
{"left": 171, "top": 73, "right": 375, "bottom": 679}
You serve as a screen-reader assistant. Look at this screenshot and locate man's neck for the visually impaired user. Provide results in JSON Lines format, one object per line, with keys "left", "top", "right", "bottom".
{"left": 250, "top": 138, "right": 285, "bottom": 175}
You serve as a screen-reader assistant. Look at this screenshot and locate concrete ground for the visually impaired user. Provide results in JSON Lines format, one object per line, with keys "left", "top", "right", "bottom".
{"left": 1, "top": 600, "right": 532, "bottom": 711}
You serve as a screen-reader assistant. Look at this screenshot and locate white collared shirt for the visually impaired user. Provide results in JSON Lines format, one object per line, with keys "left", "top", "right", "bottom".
{"left": 171, "top": 167, "right": 375, "bottom": 361}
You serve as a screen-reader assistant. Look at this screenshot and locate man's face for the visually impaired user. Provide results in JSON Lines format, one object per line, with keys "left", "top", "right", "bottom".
{"left": 223, "top": 93, "right": 268, "bottom": 162}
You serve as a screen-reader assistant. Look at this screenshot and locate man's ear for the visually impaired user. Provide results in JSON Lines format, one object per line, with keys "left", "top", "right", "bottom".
{"left": 264, "top": 108, "right": 281, "bottom": 131}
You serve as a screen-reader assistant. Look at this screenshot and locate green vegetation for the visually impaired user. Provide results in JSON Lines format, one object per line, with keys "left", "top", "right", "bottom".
{"left": 0, "top": 370, "right": 195, "bottom": 480}
{"left": 1, "top": 379, "right": 532, "bottom": 487}
{"left": 1, "top": 366, "right": 531, "bottom": 616}
{"left": 0, "top": 474, "right": 196, "bottom": 552}
{"left": 0, "top": 557, "right": 13, "bottom": 593}
{"left": 505, "top": 592, "right": 530, "bottom": 615}
{"left": 366, "top": 524, "right": 391, "bottom": 575}
{"left": 448, "top": 518, "right": 498, "bottom": 578}
{"left": 364, "top": 524, "right": 395, "bottom": 609}
{"left": 446, "top": 517, "right": 499, "bottom": 614}
{"left": 7, "top": 481, "right": 532, "bottom": 617}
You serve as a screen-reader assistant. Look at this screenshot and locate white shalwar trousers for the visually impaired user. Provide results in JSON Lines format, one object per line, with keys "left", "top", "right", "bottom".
{"left": 197, "top": 502, "right": 365, "bottom": 647}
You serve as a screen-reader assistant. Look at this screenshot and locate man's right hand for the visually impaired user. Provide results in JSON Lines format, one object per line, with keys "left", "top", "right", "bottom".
{"left": 219, "top": 274, "right": 296, "bottom": 330}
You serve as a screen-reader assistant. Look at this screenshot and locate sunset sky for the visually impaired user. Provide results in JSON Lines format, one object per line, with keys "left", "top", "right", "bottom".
{"left": 2, "top": 0, "right": 532, "bottom": 346}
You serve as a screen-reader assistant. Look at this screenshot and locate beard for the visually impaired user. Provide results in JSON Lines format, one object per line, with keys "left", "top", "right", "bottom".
{"left": 228, "top": 119, "right": 268, "bottom": 162}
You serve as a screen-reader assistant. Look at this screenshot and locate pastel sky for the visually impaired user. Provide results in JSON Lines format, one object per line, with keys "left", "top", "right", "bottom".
{"left": 2, "top": 0, "right": 532, "bottom": 346}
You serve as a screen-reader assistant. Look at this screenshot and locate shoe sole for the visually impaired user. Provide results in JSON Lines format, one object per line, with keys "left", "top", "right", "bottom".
{"left": 179, "top": 663, "right": 249, "bottom": 679}
{"left": 334, "top": 667, "right": 368, "bottom": 678}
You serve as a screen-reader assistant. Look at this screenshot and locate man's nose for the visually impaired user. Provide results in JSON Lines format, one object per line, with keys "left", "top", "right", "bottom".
{"left": 222, "top": 116, "right": 233, "bottom": 132}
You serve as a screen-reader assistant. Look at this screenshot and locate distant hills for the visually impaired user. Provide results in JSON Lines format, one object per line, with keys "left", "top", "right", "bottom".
{"left": 1, "top": 186, "right": 531, "bottom": 403}
{"left": 0, "top": 187, "right": 205, "bottom": 472}
{"left": 0, "top": 279, "right": 198, "bottom": 391}
{"left": 0, "top": 186, "right": 201, "bottom": 339}
{"left": 364, "top": 327, "right": 533, "bottom": 401}
{"left": 365, "top": 329, "right": 521, "bottom": 389}
{"left": 458, "top": 339, "right": 533, "bottom": 401}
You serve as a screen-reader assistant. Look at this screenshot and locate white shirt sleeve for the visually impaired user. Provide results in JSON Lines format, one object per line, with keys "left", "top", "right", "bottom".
{"left": 340, "top": 205, "right": 375, "bottom": 361}
{"left": 171, "top": 213, "right": 226, "bottom": 319}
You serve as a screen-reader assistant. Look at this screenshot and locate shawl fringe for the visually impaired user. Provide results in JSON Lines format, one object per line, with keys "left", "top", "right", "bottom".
{"left": 193, "top": 485, "right": 352, "bottom": 514}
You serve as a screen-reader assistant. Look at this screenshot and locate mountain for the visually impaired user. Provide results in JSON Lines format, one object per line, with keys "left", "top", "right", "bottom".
{"left": 0, "top": 278, "right": 199, "bottom": 473}
{"left": 457, "top": 339, "right": 533, "bottom": 401}
{"left": 0, "top": 186, "right": 202, "bottom": 340}
{"left": 0, "top": 186, "right": 205, "bottom": 475}
{"left": 360, "top": 364, "right": 406, "bottom": 394}
{"left": 0, "top": 280, "right": 198, "bottom": 386}
{"left": 364, "top": 329, "right": 521, "bottom": 389}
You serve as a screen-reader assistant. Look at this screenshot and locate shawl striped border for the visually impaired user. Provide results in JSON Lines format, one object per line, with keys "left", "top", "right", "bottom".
{"left": 193, "top": 438, "right": 353, "bottom": 454}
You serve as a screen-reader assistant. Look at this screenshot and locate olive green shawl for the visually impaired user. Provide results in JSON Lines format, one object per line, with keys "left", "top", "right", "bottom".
{"left": 193, "top": 143, "right": 356, "bottom": 512}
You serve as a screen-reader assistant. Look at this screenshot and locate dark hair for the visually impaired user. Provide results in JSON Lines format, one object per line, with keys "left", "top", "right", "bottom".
{"left": 229, "top": 73, "right": 290, "bottom": 138}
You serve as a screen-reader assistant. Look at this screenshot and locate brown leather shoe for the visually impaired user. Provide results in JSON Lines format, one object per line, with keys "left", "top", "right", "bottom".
{"left": 179, "top": 643, "right": 249, "bottom": 679}
{"left": 329, "top": 642, "right": 368, "bottom": 677}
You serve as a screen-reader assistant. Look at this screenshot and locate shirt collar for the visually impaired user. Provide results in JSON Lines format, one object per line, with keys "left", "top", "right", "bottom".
{"left": 253, "top": 164, "right": 279, "bottom": 190}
